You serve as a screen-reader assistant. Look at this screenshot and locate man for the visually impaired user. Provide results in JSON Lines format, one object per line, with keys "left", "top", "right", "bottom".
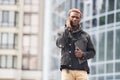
{"left": 56, "top": 8, "right": 95, "bottom": 80}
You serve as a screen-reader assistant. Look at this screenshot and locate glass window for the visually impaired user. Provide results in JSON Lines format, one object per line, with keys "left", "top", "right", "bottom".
{"left": 116, "top": 29, "right": 120, "bottom": 59}
{"left": 0, "top": 55, "right": 16, "bottom": 68}
{"left": 98, "top": 76, "right": 104, "bottom": 80}
{"left": 0, "top": 11, "right": 17, "bottom": 27}
{"left": 90, "top": 77, "right": 97, "bottom": 80}
{"left": 115, "top": 62, "right": 120, "bottom": 72}
{"left": 106, "top": 63, "right": 113, "bottom": 73}
{"left": 23, "top": 13, "right": 39, "bottom": 34}
{"left": 0, "top": 33, "right": 17, "bottom": 49}
{"left": 115, "top": 75, "right": 120, "bottom": 79}
{"left": 99, "top": 32, "right": 105, "bottom": 61}
{"left": 107, "top": 14, "right": 114, "bottom": 24}
{"left": 106, "top": 75, "right": 113, "bottom": 80}
{"left": 85, "top": 20, "right": 90, "bottom": 29}
{"left": 99, "top": 0, "right": 106, "bottom": 13}
{"left": 92, "top": 18, "right": 97, "bottom": 27}
{"left": 98, "top": 64, "right": 105, "bottom": 74}
{"left": 1, "top": 55, "right": 6, "bottom": 68}
{"left": 99, "top": 16, "right": 105, "bottom": 26}
{"left": 91, "top": 34, "right": 97, "bottom": 62}
{"left": 22, "top": 56, "right": 29, "bottom": 69}
{"left": 22, "top": 56, "right": 37, "bottom": 70}
{"left": 29, "top": 56, "right": 37, "bottom": 70}
{"left": 0, "top": 0, "right": 16, "bottom": 4}
{"left": 116, "top": 12, "right": 120, "bottom": 22}
{"left": 107, "top": 31, "right": 113, "bottom": 60}
{"left": 22, "top": 34, "right": 38, "bottom": 70}
{"left": 108, "top": 0, "right": 114, "bottom": 11}
{"left": 117, "top": 0, "right": 120, "bottom": 9}
{"left": 1, "top": 33, "right": 8, "bottom": 48}
{"left": 7, "top": 56, "right": 13, "bottom": 68}
{"left": 91, "top": 65, "right": 96, "bottom": 74}
{"left": 24, "top": 0, "right": 31, "bottom": 5}
{"left": 92, "top": 0, "right": 97, "bottom": 15}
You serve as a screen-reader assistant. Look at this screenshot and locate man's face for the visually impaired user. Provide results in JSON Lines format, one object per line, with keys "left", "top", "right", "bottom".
{"left": 69, "top": 12, "right": 81, "bottom": 27}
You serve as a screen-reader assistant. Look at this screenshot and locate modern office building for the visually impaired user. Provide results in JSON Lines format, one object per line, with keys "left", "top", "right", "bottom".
{"left": 43, "top": 0, "right": 120, "bottom": 80}
{"left": 0, "top": 0, "right": 44, "bottom": 80}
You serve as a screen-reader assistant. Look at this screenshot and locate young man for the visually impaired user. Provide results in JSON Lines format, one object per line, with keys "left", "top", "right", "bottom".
{"left": 56, "top": 8, "right": 96, "bottom": 80}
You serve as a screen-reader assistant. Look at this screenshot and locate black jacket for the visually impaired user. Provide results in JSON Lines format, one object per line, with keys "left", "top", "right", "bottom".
{"left": 56, "top": 28, "right": 95, "bottom": 74}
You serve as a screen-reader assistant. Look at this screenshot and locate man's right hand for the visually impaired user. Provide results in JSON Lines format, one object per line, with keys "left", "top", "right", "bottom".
{"left": 66, "top": 17, "right": 71, "bottom": 29}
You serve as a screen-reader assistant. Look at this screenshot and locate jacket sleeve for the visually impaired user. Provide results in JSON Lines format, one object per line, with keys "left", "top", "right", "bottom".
{"left": 56, "top": 29, "right": 69, "bottom": 48}
{"left": 81, "top": 35, "right": 96, "bottom": 60}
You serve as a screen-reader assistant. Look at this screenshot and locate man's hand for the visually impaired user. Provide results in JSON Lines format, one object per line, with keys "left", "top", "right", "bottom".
{"left": 66, "top": 17, "right": 71, "bottom": 29}
{"left": 74, "top": 47, "right": 83, "bottom": 58}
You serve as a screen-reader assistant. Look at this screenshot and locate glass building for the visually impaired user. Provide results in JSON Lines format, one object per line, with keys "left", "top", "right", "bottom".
{"left": 43, "top": 0, "right": 120, "bottom": 80}
{"left": 0, "top": 0, "right": 44, "bottom": 80}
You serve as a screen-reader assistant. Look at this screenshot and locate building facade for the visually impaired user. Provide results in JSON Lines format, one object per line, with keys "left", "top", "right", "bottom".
{"left": 43, "top": 0, "right": 120, "bottom": 80}
{"left": 0, "top": 0, "right": 44, "bottom": 80}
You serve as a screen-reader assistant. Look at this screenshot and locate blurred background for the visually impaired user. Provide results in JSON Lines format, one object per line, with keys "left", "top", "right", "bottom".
{"left": 0, "top": 0, "right": 120, "bottom": 80}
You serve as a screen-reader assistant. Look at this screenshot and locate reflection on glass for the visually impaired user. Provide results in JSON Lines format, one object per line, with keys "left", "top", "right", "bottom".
{"left": 108, "top": 0, "right": 114, "bottom": 11}
{"left": 91, "top": 35, "right": 97, "bottom": 62}
{"left": 107, "top": 14, "right": 114, "bottom": 24}
{"left": 116, "top": 12, "right": 120, "bottom": 22}
{"left": 115, "top": 75, "right": 120, "bottom": 79}
{"left": 1, "top": 55, "right": 6, "bottom": 68}
{"left": 7, "top": 56, "right": 13, "bottom": 68}
{"left": 106, "top": 63, "right": 113, "bottom": 73}
{"left": 99, "top": 16, "right": 105, "bottom": 26}
{"left": 99, "top": 0, "right": 106, "bottom": 13}
{"left": 92, "top": 18, "right": 97, "bottom": 27}
{"left": 0, "top": 33, "right": 17, "bottom": 49}
{"left": 98, "top": 64, "right": 105, "bottom": 74}
{"left": 116, "top": 29, "right": 120, "bottom": 59}
{"left": 98, "top": 76, "right": 104, "bottom": 80}
{"left": 93, "top": 0, "right": 97, "bottom": 15}
{"left": 106, "top": 75, "right": 113, "bottom": 80}
{"left": 91, "top": 65, "right": 96, "bottom": 74}
{"left": 0, "top": 55, "right": 16, "bottom": 68}
{"left": 85, "top": 20, "right": 90, "bottom": 29}
{"left": 99, "top": 32, "right": 105, "bottom": 61}
{"left": 0, "top": 0, "right": 16, "bottom": 5}
{"left": 23, "top": 13, "right": 39, "bottom": 34}
{"left": 117, "top": 0, "right": 120, "bottom": 9}
{"left": 115, "top": 62, "right": 120, "bottom": 72}
{"left": 107, "top": 31, "right": 113, "bottom": 60}
{"left": 0, "top": 11, "right": 17, "bottom": 27}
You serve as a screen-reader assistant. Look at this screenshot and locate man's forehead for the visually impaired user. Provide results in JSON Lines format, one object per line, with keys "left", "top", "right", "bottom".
{"left": 70, "top": 12, "right": 80, "bottom": 17}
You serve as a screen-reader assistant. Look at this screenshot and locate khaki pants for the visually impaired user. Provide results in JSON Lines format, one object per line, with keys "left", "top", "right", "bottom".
{"left": 61, "top": 69, "right": 88, "bottom": 80}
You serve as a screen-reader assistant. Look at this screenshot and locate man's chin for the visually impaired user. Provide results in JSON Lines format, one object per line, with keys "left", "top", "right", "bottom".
{"left": 72, "top": 24, "right": 78, "bottom": 27}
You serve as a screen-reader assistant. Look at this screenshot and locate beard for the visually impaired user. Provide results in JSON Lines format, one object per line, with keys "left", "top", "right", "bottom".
{"left": 70, "top": 21, "right": 79, "bottom": 31}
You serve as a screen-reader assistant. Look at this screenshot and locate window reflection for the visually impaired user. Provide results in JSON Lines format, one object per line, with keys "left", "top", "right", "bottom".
{"left": 99, "top": 16, "right": 105, "bottom": 26}
{"left": 106, "top": 63, "right": 113, "bottom": 73}
{"left": 0, "top": 33, "right": 17, "bottom": 49}
{"left": 116, "top": 12, "right": 120, "bottom": 22}
{"left": 116, "top": 29, "right": 120, "bottom": 59}
{"left": 23, "top": 13, "right": 39, "bottom": 34}
{"left": 0, "top": 0, "right": 17, "bottom": 5}
{"left": 107, "top": 31, "right": 113, "bottom": 60}
{"left": 99, "top": 32, "right": 105, "bottom": 61}
{"left": 0, "top": 11, "right": 18, "bottom": 27}
{"left": 108, "top": 0, "right": 114, "bottom": 11}
{"left": 92, "top": 18, "right": 97, "bottom": 27}
{"left": 117, "top": 0, "right": 120, "bottom": 9}
{"left": 107, "top": 14, "right": 114, "bottom": 24}
{"left": 98, "top": 64, "right": 105, "bottom": 74}
{"left": 0, "top": 55, "right": 17, "bottom": 68}
{"left": 115, "top": 62, "right": 120, "bottom": 72}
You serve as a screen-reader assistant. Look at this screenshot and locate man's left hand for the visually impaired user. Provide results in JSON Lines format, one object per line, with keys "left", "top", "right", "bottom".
{"left": 74, "top": 47, "right": 83, "bottom": 58}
